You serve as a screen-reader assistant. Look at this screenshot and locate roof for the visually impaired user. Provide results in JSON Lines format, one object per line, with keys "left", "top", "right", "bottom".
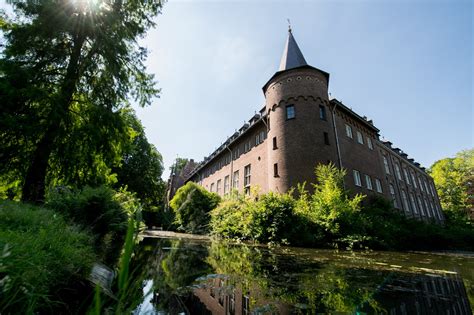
{"left": 330, "top": 98, "right": 380, "bottom": 133}
{"left": 279, "top": 29, "right": 308, "bottom": 71}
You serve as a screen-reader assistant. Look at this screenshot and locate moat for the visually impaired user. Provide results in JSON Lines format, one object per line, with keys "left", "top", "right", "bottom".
{"left": 130, "top": 236, "right": 473, "bottom": 314}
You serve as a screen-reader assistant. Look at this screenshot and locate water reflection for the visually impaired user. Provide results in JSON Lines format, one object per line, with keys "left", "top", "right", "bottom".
{"left": 132, "top": 238, "right": 473, "bottom": 314}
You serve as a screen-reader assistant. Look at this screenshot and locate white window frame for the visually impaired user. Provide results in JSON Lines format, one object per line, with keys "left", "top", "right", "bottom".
{"left": 216, "top": 179, "right": 221, "bottom": 195}
{"left": 367, "top": 137, "right": 373, "bottom": 150}
{"left": 383, "top": 156, "right": 390, "bottom": 174}
{"left": 402, "top": 190, "right": 410, "bottom": 212}
{"left": 365, "top": 174, "right": 373, "bottom": 190}
{"left": 210, "top": 183, "right": 215, "bottom": 192}
{"left": 418, "top": 178, "right": 424, "bottom": 192}
{"left": 232, "top": 170, "right": 239, "bottom": 189}
{"left": 395, "top": 164, "right": 402, "bottom": 181}
{"left": 411, "top": 172, "right": 417, "bottom": 188}
{"left": 224, "top": 175, "right": 230, "bottom": 194}
{"left": 390, "top": 184, "right": 398, "bottom": 208}
{"left": 403, "top": 168, "right": 411, "bottom": 185}
{"left": 410, "top": 193, "right": 418, "bottom": 214}
{"left": 357, "top": 131, "right": 364, "bottom": 144}
{"left": 353, "top": 170, "right": 362, "bottom": 187}
{"left": 345, "top": 124, "right": 353, "bottom": 138}
{"left": 244, "top": 164, "right": 251, "bottom": 187}
{"left": 375, "top": 178, "right": 383, "bottom": 193}
{"left": 417, "top": 196, "right": 425, "bottom": 216}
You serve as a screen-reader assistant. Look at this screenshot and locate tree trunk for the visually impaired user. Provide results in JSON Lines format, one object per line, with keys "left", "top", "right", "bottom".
{"left": 21, "top": 29, "right": 86, "bottom": 203}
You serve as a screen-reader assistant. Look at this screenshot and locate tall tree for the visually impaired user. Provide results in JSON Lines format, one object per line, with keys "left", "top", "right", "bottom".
{"left": 429, "top": 149, "right": 473, "bottom": 221}
{"left": 115, "top": 110, "right": 165, "bottom": 211}
{"left": 0, "top": 0, "right": 162, "bottom": 202}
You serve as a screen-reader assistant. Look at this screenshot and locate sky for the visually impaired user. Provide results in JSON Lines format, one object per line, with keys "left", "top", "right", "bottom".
{"left": 2, "top": 0, "right": 473, "bottom": 180}
{"left": 135, "top": 0, "right": 472, "bottom": 179}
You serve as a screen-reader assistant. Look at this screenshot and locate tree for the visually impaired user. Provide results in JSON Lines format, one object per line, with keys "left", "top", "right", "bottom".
{"left": 114, "top": 111, "right": 165, "bottom": 211}
{"left": 0, "top": 0, "right": 162, "bottom": 202}
{"left": 429, "top": 149, "right": 473, "bottom": 221}
{"left": 170, "top": 182, "right": 220, "bottom": 234}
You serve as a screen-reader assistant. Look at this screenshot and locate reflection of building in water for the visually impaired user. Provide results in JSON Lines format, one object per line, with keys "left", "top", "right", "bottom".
{"left": 361, "top": 273, "right": 472, "bottom": 315}
{"left": 178, "top": 273, "right": 472, "bottom": 315}
{"left": 186, "top": 276, "right": 291, "bottom": 315}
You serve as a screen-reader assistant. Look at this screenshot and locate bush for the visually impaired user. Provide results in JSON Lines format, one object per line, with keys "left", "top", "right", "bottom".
{"left": 0, "top": 200, "right": 96, "bottom": 313}
{"left": 45, "top": 186, "right": 138, "bottom": 264}
{"left": 170, "top": 182, "right": 220, "bottom": 234}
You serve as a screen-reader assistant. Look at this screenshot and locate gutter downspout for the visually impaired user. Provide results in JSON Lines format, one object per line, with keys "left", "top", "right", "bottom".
{"left": 225, "top": 146, "right": 233, "bottom": 193}
{"left": 331, "top": 102, "right": 343, "bottom": 169}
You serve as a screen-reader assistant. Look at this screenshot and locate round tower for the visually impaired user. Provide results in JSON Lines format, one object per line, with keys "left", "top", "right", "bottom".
{"left": 264, "top": 29, "right": 331, "bottom": 192}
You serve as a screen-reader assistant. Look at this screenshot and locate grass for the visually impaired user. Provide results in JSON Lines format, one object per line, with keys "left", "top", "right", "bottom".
{"left": 0, "top": 200, "right": 96, "bottom": 314}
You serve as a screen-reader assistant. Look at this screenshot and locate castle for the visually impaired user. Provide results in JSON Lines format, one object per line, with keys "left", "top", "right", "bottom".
{"left": 175, "top": 28, "right": 444, "bottom": 222}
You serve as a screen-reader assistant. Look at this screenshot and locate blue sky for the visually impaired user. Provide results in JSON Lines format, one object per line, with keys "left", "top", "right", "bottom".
{"left": 136, "top": 0, "right": 472, "bottom": 179}
{"left": 2, "top": 0, "right": 472, "bottom": 180}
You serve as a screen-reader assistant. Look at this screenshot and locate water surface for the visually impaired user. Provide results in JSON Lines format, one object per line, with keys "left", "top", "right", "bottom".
{"left": 132, "top": 236, "right": 473, "bottom": 314}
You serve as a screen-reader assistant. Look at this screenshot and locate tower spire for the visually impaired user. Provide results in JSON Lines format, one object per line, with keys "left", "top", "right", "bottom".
{"left": 278, "top": 25, "right": 307, "bottom": 71}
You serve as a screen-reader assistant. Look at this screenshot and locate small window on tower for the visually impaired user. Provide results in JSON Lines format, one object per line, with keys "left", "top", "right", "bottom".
{"left": 273, "top": 137, "right": 277, "bottom": 150}
{"left": 319, "top": 105, "right": 327, "bottom": 121}
{"left": 323, "top": 132, "right": 330, "bottom": 145}
{"left": 286, "top": 105, "right": 295, "bottom": 120}
{"left": 274, "top": 163, "right": 279, "bottom": 177}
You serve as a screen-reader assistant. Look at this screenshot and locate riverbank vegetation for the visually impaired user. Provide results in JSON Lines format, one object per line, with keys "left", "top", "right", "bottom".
{"left": 171, "top": 163, "right": 474, "bottom": 251}
{"left": 0, "top": 1, "right": 165, "bottom": 313}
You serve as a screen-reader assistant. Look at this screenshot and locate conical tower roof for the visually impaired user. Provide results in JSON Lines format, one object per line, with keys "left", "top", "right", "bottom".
{"left": 278, "top": 28, "right": 308, "bottom": 71}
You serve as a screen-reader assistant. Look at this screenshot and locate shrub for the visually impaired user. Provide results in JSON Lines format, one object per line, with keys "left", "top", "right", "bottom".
{"left": 170, "top": 182, "right": 220, "bottom": 234}
{"left": 210, "top": 194, "right": 252, "bottom": 239}
{"left": 45, "top": 186, "right": 137, "bottom": 264}
{"left": 0, "top": 200, "right": 96, "bottom": 313}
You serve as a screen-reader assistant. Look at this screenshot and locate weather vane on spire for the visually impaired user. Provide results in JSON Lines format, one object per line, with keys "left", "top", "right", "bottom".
{"left": 287, "top": 18, "right": 292, "bottom": 32}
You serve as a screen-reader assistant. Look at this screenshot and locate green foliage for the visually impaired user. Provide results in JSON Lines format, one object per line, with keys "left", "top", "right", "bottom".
{"left": 429, "top": 148, "right": 473, "bottom": 221}
{"left": 170, "top": 182, "right": 220, "bottom": 234}
{"left": 0, "top": 0, "right": 163, "bottom": 202}
{"left": 114, "top": 112, "right": 166, "bottom": 212}
{"left": 45, "top": 186, "right": 138, "bottom": 264}
{"left": 0, "top": 200, "right": 96, "bottom": 313}
{"left": 211, "top": 163, "right": 364, "bottom": 246}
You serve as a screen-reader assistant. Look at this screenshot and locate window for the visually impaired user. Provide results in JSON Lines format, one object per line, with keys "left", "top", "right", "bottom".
{"left": 255, "top": 133, "right": 261, "bottom": 145}
{"left": 410, "top": 193, "right": 418, "bottom": 214}
{"left": 365, "top": 174, "right": 373, "bottom": 190}
{"left": 403, "top": 168, "right": 411, "bottom": 185}
{"left": 272, "top": 137, "right": 277, "bottom": 150}
{"left": 260, "top": 130, "right": 266, "bottom": 142}
{"left": 411, "top": 172, "right": 417, "bottom": 188}
{"left": 418, "top": 178, "right": 424, "bottom": 192}
{"left": 395, "top": 164, "right": 402, "bottom": 181}
{"left": 367, "top": 137, "right": 373, "bottom": 150}
{"left": 375, "top": 178, "right": 383, "bottom": 193}
{"left": 424, "top": 180, "right": 430, "bottom": 195}
{"left": 383, "top": 156, "right": 390, "bottom": 174}
{"left": 210, "top": 183, "right": 215, "bottom": 192}
{"left": 244, "top": 140, "right": 251, "bottom": 153}
{"left": 244, "top": 164, "right": 251, "bottom": 187}
{"left": 286, "top": 105, "right": 295, "bottom": 119}
{"left": 216, "top": 179, "right": 221, "bottom": 195}
{"left": 345, "top": 124, "right": 353, "bottom": 138}
{"left": 430, "top": 183, "right": 436, "bottom": 196}
{"left": 224, "top": 176, "right": 230, "bottom": 194}
{"left": 319, "top": 105, "right": 327, "bottom": 120}
{"left": 417, "top": 196, "right": 425, "bottom": 216}
{"left": 390, "top": 184, "right": 398, "bottom": 208}
{"left": 323, "top": 132, "right": 330, "bottom": 145}
{"left": 232, "top": 171, "right": 239, "bottom": 189}
{"left": 401, "top": 190, "right": 410, "bottom": 212}
{"left": 244, "top": 165, "right": 251, "bottom": 194}
{"left": 273, "top": 163, "right": 279, "bottom": 177}
{"left": 357, "top": 131, "right": 364, "bottom": 144}
{"left": 424, "top": 198, "right": 431, "bottom": 218}
{"left": 353, "top": 170, "right": 362, "bottom": 186}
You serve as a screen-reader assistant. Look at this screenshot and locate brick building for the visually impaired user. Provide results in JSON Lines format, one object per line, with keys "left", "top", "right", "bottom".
{"left": 182, "top": 28, "right": 444, "bottom": 222}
